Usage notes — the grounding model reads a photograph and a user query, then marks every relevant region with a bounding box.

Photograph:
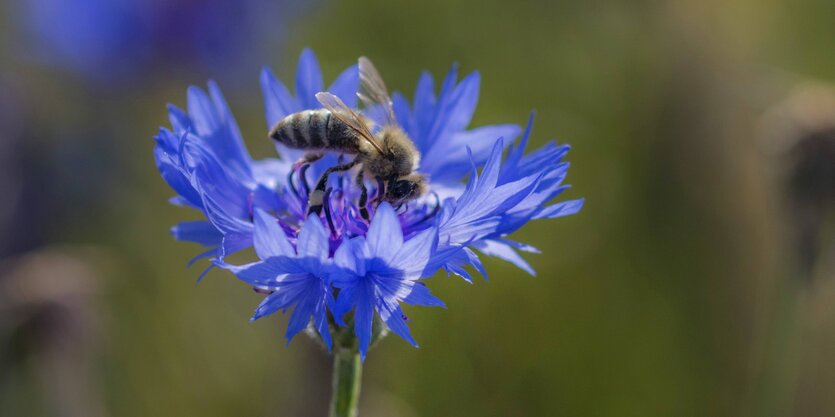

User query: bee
[269,57,427,220]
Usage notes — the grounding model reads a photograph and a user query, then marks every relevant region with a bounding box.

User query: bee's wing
[315,92,384,154]
[358,57,397,126]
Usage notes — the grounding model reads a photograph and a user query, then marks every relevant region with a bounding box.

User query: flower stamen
[287,169,299,197]
[299,164,312,198]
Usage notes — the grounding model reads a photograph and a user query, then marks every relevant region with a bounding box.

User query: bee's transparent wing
[315,92,384,153]
[358,57,397,126]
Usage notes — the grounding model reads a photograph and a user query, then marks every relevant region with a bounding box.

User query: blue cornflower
[154,49,582,355]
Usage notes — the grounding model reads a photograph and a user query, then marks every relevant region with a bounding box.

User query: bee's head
[385,173,428,205]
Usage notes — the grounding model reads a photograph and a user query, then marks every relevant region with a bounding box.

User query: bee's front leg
[356,172,370,222]
[372,177,386,205]
[307,161,358,216]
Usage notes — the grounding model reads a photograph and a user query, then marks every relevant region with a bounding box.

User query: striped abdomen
[269,110,362,154]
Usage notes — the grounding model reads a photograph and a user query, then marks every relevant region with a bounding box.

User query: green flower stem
[329,346,363,417]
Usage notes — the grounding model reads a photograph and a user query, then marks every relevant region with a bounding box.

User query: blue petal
[168,196,196,208]
[186,85,253,181]
[327,64,359,108]
[266,257,318,276]
[187,248,217,268]
[196,181,252,237]
[220,233,252,261]
[154,127,180,154]
[183,137,252,220]
[475,240,536,276]
[444,261,473,283]
[153,143,202,209]
[295,49,324,109]
[353,283,374,360]
[433,245,476,282]
[536,198,585,219]
[167,104,193,134]
[261,67,300,128]
[187,86,221,138]
[501,112,535,178]
[425,245,467,278]
[253,209,294,259]
[171,221,222,246]
[333,238,360,283]
[195,263,215,283]
[421,124,519,182]
[475,138,503,191]
[219,260,283,287]
[252,184,284,214]
[424,69,480,150]
[298,214,329,259]
[325,286,344,328]
[251,158,292,189]
[377,301,417,347]
[251,290,293,321]
[463,247,488,280]
[445,70,480,131]
[367,203,403,260]
[497,239,541,254]
[333,284,357,320]
[314,299,333,351]
[403,282,446,307]
[208,81,251,168]
[411,71,436,143]
[286,293,316,344]
[391,227,436,277]
[502,141,570,184]
[390,93,412,135]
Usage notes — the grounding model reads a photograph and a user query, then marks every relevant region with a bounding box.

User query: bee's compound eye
[388,179,415,200]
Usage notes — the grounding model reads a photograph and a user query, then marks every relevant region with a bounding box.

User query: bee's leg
[372,177,386,205]
[291,152,321,200]
[322,187,337,237]
[307,161,358,216]
[294,151,324,169]
[337,154,345,188]
[286,169,298,196]
[356,171,370,222]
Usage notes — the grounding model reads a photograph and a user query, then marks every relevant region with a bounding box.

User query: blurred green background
[1,0,834,416]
